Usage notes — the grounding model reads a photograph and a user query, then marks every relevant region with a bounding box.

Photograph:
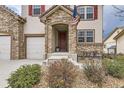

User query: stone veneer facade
[40,6,103,60]
[77,43,103,54]
[0,5,103,60]
[40,6,79,60]
[0,6,26,60]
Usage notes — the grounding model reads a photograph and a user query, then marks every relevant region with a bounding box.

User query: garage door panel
[0,36,11,60]
[27,37,45,59]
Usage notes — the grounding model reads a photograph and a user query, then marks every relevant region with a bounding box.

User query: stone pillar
[11,28,20,60]
[68,24,77,53]
[45,24,48,59]
[47,25,53,53]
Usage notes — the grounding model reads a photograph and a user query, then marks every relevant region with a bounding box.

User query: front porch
[52,24,68,52]
[40,6,79,61]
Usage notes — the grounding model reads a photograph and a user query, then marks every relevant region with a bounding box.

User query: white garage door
[0,36,11,60]
[27,37,45,59]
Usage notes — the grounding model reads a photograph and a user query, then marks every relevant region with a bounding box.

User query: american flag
[71,5,80,25]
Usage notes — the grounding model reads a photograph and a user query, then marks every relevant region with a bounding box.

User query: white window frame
[32,5,41,16]
[77,6,94,20]
[77,31,85,43]
[77,29,94,43]
[86,31,94,42]
[86,6,94,20]
[78,7,85,19]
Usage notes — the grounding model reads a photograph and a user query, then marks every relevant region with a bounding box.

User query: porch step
[42,53,83,69]
[48,52,70,57]
[42,54,69,66]
[48,55,69,60]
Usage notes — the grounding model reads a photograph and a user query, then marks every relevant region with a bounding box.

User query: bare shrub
[47,59,78,88]
[83,60,105,87]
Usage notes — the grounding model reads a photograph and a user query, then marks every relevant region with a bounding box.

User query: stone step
[48,55,69,60]
[49,52,69,56]
[43,57,83,69]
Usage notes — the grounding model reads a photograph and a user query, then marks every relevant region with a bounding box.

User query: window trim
[77,6,94,21]
[86,7,94,20]
[77,31,85,43]
[77,29,95,44]
[86,31,94,42]
[32,5,41,16]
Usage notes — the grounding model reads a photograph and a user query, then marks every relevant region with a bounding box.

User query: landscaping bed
[35,65,124,88]
[7,55,124,88]
[35,56,124,88]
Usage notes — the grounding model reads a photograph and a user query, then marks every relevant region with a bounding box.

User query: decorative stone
[0,6,26,60]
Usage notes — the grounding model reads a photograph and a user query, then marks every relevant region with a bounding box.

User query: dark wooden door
[58,31,67,52]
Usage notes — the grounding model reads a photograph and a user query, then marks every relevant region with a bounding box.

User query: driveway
[0,59,42,88]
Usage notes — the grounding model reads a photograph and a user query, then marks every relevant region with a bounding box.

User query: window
[77,6,94,20]
[86,31,93,42]
[78,7,85,19]
[78,31,85,42]
[33,5,41,15]
[86,7,94,19]
[77,29,94,43]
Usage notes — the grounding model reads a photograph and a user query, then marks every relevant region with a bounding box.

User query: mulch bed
[34,66,124,88]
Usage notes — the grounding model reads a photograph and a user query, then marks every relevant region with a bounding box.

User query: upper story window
[33,5,41,15]
[78,7,85,19]
[87,7,94,19]
[77,29,94,43]
[28,5,45,16]
[77,6,95,20]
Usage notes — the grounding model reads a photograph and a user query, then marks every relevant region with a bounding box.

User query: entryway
[58,31,67,52]
[52,24,68,52]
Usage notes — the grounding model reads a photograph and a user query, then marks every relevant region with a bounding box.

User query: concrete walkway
[0,59,42,88]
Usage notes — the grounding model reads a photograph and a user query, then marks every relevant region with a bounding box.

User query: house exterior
[104,27,124,54]
[114,30,124,54]
[0,5,103,61]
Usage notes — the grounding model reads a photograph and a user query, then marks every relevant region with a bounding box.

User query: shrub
[103,59,124,79]
[47,59,78,88]
[7,64,41,88]
[83,60,105,87]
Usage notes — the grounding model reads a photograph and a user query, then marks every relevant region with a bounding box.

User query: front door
[58,31,67,52]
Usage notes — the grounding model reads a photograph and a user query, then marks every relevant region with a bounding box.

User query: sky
[7,5,124,39]
[103,5,124,38]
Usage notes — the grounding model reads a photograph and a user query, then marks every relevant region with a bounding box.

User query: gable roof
[104,27,118,42]
[40,5,73,17]
[113,30,124,40]
[0,5,26,23]
[39,5,80,23]
[104,26,124,42]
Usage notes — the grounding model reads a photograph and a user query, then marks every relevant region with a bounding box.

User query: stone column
[45,24,48,59]
[11,27,20,60]
[47,25,53,53]
[18,23,25,59]
[68,24,77,53]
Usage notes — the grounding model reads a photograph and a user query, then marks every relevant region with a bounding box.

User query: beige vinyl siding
[117,34,124,54]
